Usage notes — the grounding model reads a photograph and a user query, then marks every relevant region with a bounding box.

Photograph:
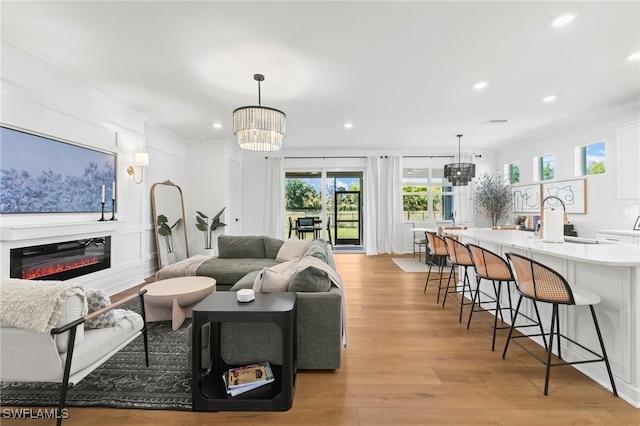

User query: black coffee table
[191,291,297,411]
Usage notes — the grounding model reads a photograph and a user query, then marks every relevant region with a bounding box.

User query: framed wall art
[0,126,116,213]
[511,184,542,213]
[541,178,587,214]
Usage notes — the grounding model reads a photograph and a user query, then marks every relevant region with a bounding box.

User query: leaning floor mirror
[151,180,189,269]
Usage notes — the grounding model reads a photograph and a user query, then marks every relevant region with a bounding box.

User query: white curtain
[265,157,284,239]
[364,155,404,255]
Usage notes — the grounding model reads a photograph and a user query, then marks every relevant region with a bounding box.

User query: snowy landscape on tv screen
[0,127,116,213]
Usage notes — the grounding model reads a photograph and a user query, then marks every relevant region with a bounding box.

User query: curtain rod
[265,155,455,159]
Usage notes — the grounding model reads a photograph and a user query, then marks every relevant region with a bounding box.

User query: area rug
[0,319,192,411]
[391,257,430,273]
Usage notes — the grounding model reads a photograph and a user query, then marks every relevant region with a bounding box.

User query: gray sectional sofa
[188,235,344,370]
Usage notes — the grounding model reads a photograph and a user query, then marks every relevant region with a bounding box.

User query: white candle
[101,185,105,203]
[112,182,115,200]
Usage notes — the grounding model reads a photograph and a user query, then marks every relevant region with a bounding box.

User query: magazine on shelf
[222,362,274,396]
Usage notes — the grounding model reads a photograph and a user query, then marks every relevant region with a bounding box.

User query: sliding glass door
[284,170,363,246]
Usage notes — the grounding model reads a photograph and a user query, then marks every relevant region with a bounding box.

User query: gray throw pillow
[288,266,331,292]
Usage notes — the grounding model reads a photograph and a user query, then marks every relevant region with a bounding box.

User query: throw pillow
[84,288,117,329]
[253,260,298,293]
[276,238,311,262]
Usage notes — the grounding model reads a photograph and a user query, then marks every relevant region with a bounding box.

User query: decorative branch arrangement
[475,172,512,226]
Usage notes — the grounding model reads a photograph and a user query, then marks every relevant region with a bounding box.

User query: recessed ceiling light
[542,95,557,103]
[552,14,575,27]
[344,123,353,129]
[627,51,640,61]
[473,81,489,90]
[212,123,223,129]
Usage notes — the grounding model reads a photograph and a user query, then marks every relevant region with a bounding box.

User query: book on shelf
[222,362,274,396]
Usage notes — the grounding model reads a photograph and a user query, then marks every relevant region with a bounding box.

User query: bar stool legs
[443,264,475,323]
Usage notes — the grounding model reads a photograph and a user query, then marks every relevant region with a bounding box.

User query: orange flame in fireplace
[22,257,100,280]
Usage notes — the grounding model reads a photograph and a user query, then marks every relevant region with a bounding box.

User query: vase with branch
[196,207,227,254]
[475,172,512,226]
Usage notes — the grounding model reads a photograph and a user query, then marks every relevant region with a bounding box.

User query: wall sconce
[127,152,149,184]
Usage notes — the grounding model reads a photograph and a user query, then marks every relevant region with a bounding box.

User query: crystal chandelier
[444,134,476,186]
[233,74,286,151]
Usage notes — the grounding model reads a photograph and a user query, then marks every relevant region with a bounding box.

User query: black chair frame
[52,289,149,426]
[502,252,617,397]
[466,244,546,352]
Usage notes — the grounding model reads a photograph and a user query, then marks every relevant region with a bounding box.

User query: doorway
[327,172,362,246]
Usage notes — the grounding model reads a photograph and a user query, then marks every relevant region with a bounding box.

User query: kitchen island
[456,229,640,408]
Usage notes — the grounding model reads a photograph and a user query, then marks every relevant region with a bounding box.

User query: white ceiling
[1,1,639,154]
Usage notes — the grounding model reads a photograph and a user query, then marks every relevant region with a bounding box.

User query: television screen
[0,126,116,213]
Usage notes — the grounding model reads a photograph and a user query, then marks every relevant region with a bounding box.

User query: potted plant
[157,214,183,263]
[475,172,512,226]
[196,207,227,254]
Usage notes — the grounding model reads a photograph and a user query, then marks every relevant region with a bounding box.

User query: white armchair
[0,284,148,426]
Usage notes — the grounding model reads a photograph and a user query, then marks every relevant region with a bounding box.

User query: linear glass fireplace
[10,237,111,280]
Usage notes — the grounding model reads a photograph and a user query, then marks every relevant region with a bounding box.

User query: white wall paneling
[0,41,149,293]
[616,119,640,201]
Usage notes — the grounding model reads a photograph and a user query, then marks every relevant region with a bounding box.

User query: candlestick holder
[110,198,118,221]
[98,202,106,221]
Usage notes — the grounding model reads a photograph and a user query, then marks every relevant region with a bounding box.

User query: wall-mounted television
[0,125,116,213]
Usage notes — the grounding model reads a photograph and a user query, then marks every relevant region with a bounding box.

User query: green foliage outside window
[509,163,520,184]
[588,161,605,174]
[285,178,321,210]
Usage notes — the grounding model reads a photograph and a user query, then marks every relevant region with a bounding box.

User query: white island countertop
[456,229,640,267]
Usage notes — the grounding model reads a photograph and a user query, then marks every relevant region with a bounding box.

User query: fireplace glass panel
[10,237,111,281]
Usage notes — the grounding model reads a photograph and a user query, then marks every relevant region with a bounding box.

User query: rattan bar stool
[466,243,545,351]
[503,252,617,397]
[442,236,476,322]
[423,232,449,301]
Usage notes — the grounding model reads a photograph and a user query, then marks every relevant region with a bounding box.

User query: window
[504,162,520,184]
[534,153,555,181]
[576,141,605,176]
[402,168,454,221]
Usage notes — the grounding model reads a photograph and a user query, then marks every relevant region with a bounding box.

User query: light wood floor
[4,254,639,425]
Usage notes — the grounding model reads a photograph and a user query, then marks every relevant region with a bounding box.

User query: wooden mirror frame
[151,180,189,269]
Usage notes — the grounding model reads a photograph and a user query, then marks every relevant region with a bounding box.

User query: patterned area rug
[0,319,193,410]
[391,257,430,273]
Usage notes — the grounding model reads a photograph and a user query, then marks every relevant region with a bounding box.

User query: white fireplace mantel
[0,221,126,242]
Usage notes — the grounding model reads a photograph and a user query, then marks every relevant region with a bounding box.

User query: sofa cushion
[62,310,143,378]
[288,266,331,292]
[276,238,311,262]
[84,289,117,329]
[54,294,85,352]
[263,236,285,259]
[196,257,281,286]
[218,235,267,258]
